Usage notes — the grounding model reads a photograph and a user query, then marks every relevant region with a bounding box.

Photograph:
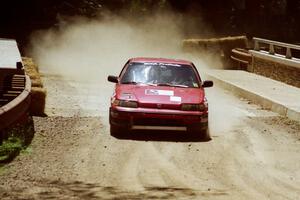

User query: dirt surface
[0,74,300,199]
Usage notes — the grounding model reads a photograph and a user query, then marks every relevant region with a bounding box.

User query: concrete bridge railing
[253,37,300,60]
[249,38,300,88]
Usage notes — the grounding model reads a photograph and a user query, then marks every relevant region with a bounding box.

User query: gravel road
[0,74,299,200]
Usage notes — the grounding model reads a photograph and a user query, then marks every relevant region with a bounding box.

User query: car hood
[115,84,204,109]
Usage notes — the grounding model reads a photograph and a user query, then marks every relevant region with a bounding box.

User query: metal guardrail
[230,48,252,70]
[231,48,252,64]
[0,75,31,130]
[253,37,300,59]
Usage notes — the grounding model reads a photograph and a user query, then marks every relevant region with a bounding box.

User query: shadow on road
[112,130,211,143]
[0,179,228,199]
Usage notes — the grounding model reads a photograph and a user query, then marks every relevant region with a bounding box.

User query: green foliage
[21,146,32,155]
[1,0,300,44]
[0,165,8,175]
[128,0,169,14]
[0,137,23,162]
[0,117,34,163]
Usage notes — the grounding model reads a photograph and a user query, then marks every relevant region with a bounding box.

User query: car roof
[129,57,193,66]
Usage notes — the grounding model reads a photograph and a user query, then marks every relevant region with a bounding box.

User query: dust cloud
[28,13,240,136]
[28,13,210,82]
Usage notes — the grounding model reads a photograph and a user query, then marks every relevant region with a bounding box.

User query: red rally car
[108,57,213,139]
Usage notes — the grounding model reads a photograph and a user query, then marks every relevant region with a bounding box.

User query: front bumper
[109,106,208,131]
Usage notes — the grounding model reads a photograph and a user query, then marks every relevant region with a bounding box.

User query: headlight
[113,99,138,108]
[181,103,207,111]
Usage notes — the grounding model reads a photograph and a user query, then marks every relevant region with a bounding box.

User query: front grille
[139,103,181,110]
[133,118,183,127]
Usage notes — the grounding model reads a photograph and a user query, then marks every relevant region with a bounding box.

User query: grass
[0,137,23,162]
[0,146,30,173]
[0,165,8,175]
[21,146,32,155]
[0,117,34,164]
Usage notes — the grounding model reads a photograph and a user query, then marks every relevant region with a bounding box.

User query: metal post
[269,44,275,55]
[254,40,260,51]
[286,48,292,59]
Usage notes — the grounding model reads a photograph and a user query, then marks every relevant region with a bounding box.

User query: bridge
[0,39,31,143]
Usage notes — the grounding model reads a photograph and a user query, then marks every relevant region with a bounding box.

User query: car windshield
[120,62,200,88]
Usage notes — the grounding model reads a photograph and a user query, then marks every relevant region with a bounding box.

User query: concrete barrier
[0,75,31,130]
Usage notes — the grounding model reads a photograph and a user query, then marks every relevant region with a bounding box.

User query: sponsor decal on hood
[145,89,174,96]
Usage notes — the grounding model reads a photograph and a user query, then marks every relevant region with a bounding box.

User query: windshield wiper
[156,83,173,86]
[122,81,157,86]
[122,82,188,88]
[121,81,140,85]
[156,83,188,88]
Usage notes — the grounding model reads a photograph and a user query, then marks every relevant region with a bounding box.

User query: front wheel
[200,127,211,141]
[110,124,120,137]
[110,125,130,139]
[188,126,211,141]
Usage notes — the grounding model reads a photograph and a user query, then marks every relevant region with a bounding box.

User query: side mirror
[108,75,118,83]
[202,80,213,88]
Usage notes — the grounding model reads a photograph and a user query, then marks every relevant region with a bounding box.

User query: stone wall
[251,57,300,88]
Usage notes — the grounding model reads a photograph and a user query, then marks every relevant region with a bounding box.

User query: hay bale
[30,87,47,116]
[183,36,247,53]
[182,36,248,68]
[30,79,43,88]
[22,57,41,80]
[22,57,46,116]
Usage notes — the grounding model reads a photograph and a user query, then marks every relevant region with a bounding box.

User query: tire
[110,124,120,137]
[110,125,129,139]
[200,127,211,141]
[189,126,211,141]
